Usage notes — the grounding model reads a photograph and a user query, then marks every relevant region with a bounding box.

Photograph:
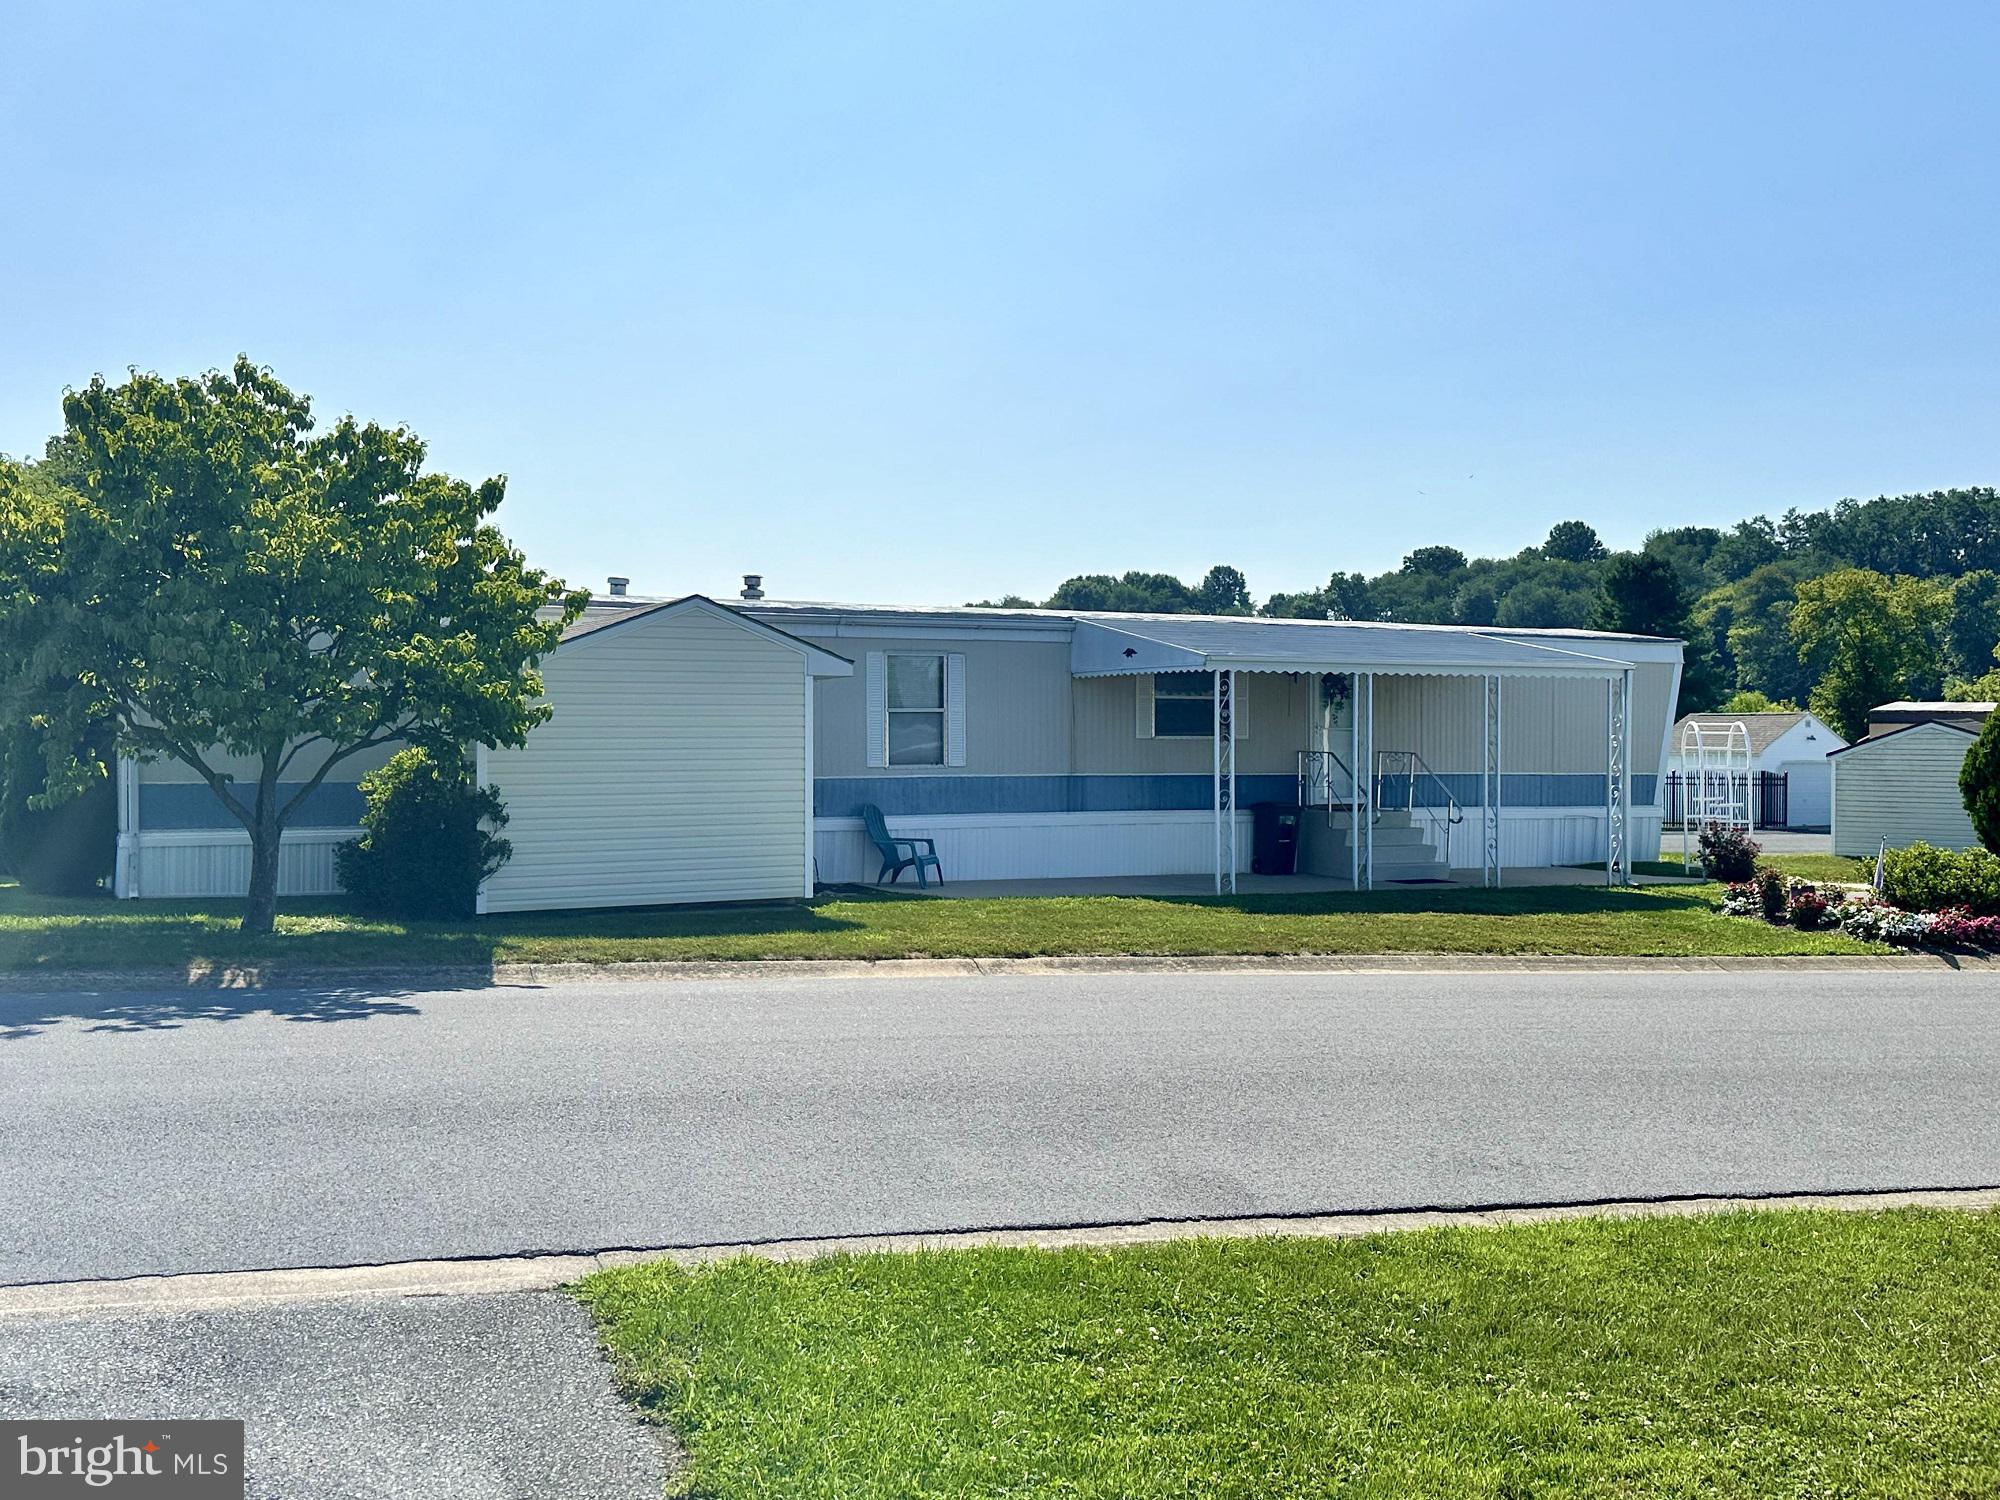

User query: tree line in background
[973,487,2000,739]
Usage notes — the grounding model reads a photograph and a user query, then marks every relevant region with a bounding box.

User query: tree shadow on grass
[0,983,429,1041]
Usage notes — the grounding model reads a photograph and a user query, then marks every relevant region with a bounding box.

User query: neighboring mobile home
[1829,701,1994,858]
[114,582,1686,907]
[1664,710,1845,830]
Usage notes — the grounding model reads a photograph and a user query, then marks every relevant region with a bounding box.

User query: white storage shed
[476,595,851,913]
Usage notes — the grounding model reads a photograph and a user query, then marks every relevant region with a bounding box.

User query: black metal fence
[1662,771,1788,829]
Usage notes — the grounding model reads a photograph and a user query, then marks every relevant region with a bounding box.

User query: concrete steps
[1296,810,1452,883]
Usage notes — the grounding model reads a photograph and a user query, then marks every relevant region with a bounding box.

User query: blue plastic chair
[860,804,942,887]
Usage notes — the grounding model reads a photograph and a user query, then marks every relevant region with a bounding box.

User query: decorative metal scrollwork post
[1483,674,1502,889]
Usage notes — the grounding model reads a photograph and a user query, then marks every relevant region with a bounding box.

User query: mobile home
[115,582,1685,908]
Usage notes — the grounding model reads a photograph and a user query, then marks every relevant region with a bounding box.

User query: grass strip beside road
[578,1208,2000,1500]
[0,879,1881,975]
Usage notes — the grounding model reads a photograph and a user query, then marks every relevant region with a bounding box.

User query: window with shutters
[1152,671,1214,737]
[886,654,946,765]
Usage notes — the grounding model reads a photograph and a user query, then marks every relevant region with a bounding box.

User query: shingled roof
[1670,711,1829,757]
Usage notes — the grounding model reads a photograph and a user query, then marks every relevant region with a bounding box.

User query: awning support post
[1482,675,1501,889]
[1213,668,1237,895]
[1358,672,1374,891]
[1348,673,1360,890]
[1607,668,1632,885]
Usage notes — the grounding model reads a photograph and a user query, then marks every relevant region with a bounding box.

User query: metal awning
[1070,616,1635,679]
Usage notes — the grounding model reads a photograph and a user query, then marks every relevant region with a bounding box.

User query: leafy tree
[1541,520,1607,564]
[1946,571,2000,681]
[1709,517,1784,582]
[965,594,1040,609]
[1194,564,1252,615]
[1642,526,1723,591]
[1452,582,1498,626]
[1698,562,1814,708]
[1262,571,1374,621]
[1592,553,1687,636]
[1494,580,1592,628]
[1401,545,1467,578]
[1947,664,2000,703]
[1044,570,1210,613]
[1716,690,1799,713]
[1593,552,1723,708]
[1367,568,1455,623]
[1963,712,2000,856]
[1789,569,1950,739]
[0,359,582,933]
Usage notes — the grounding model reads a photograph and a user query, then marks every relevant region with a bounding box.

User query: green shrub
[1964,713,2000,855]
[334,747,510,919]
[1879,841,2000,917]
[0,718,116,895]
[1696,822,1760,883]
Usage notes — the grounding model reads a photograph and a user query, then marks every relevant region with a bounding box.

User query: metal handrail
[1296,749,1357,808]
[1373,751,1463,852]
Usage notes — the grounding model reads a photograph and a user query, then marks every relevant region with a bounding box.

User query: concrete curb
[5,1186,1996,1318]
[3,949,1994,993]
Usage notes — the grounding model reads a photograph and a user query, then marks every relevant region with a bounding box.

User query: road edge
[3,948,1992,993]
[6,1185,1996,1317]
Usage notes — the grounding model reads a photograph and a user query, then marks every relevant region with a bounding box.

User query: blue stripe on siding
[1378,773,1659,809]
[817,774,1658,818]
[138,782,367,831]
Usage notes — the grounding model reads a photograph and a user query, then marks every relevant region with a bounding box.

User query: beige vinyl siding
[480,606,809,912]
[1832,724,1980,856]
[1072,673,1305,775]
[1339,663,1674,783]
[802,635,1072,777]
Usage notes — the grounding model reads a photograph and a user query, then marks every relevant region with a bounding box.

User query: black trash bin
[1250,802,1301,876]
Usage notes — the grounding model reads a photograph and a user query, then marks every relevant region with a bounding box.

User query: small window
[887,653,946,765]
[1153,671,1213,737]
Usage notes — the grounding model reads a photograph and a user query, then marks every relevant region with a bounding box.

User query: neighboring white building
[115,583,1689,904]
[1829,702,1993,857]
[1665,710,1845,830]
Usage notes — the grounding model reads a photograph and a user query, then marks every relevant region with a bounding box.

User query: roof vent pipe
[740,574,764,600]
[607,576,629,597]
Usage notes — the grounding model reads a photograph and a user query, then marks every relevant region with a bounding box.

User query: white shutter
[1135,675,1154,738]
[865,652,887,767]
[945,653,967,767]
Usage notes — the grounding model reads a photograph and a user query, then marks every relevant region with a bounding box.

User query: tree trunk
[239,758,285,936]
[241,812,284,935]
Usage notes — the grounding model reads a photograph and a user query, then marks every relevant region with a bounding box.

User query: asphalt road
[5,967,2000,1285]
[0,1293,667,1498]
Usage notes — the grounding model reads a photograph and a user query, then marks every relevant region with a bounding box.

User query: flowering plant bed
[1719,864,2000,950]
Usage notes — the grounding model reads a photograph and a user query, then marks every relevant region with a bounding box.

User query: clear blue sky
[4,2,1995,605]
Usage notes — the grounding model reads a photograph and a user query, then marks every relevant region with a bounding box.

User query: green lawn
[578,1208,2000,1500]
[0,877,1883,974]
[1649,850,1871,883]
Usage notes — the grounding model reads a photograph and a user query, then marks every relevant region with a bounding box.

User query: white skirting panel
[1441,807,1662,870]
[120,827,358,899]
[818,806,1662,886]
[816,811,1256,884]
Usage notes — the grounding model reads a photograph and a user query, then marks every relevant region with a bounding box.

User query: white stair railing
[1296,749,1356,814]
[1373,750,1462,860]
